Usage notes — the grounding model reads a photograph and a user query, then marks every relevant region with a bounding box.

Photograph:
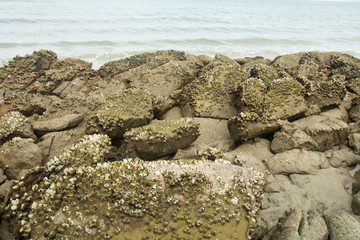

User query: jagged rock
[192,117,234,152]
[0,111,36,144]
[180,63,246,119]
[320,107,348,122]
[4,134,265,240]
[12,93,52,116]
[124,118,200,160]
[87,88,154,138]
[263,208,328,240]
[326,211,360,240]
[260,168,353,228]
[293,114,349,151]
[0,138,44,179]
[271,121,318,153]
[327,145,360,167]
[267,149,329,175]
[196,55,213,66]
[32,114,83,136]
[352,191,360,215]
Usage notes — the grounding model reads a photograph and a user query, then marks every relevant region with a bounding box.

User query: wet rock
[0,138,44,179]
[181,63,246,119]
[260,168,353,228]
[293,114,349,151]
[4,134,265,240]
[0,111,36,144]
[267,149,329,175]
[87,88,154,138]
[263,208,328,240]
[271,121,318,153]
[124,118,200,160]
[32,114,83,136]
[326,211,360,240]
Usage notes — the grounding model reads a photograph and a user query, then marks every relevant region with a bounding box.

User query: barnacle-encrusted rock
[32,114,83,136]
[124,118,200,160]
[326,211,360,240]
[0,111,36,144]
[88,88,154,138]
[292,114,349,151]
[180,63,246,119]
[0,137,44,179]
[5,134,265,240]
[262,208,328,240]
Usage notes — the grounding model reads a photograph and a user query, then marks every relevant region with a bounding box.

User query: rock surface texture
[0,50,359,239]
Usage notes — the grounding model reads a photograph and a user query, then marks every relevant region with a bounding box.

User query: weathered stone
[228,138,274,162]
[124,118,200,160]
[349,133,360,154]
[162,106,183,120]
[293,114,349,151]
[326,211,360,240]
[0,168,7,185]
[267,149,329,175]
[260,168,353,228]
[263,208,328,240]
[32,114,83,136]
[0,111,36,144]
[271,121,318,153]
[0,180,16,203]
[352,191,360,215]
[88,88,154,138]
[0,138,44,179]
[327,145,360,168]
[231,154,267,175]
[320,107,348,122]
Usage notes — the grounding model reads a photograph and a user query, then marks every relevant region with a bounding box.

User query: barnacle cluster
[0,111,33,143]
[124,118,200,160]
[92,88,154,137]
[6,134,265,240]
[199,147,224,161]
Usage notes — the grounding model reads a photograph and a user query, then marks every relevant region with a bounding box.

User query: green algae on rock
[124,118,200,160]
[0,111,36,144]
[87,88,154,139]
[5,134,265,240]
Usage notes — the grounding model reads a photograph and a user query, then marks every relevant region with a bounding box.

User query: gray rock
[32,114,83,135]
[263,208,328,240]
[326,211,360,240]
[352,191,360,215]
[293,114,349,151]
[267,149,329,175]
[232,138,274,162]
[0,138,44,179]
[124,118,200,160]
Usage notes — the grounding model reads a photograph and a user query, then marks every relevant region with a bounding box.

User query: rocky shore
[0,50,359,239]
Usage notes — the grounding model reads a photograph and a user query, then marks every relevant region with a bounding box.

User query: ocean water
[0,0,360,69]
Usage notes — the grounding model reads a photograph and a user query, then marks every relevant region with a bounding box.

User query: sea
[0,0,360,69]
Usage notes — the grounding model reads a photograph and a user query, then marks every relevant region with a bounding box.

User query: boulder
[4,134,265,240]
[0,111,36,144]
[260,168,353,228]
[263,208,328,240]
[267,149,329,175]
[87,88,154,138]
[326,211,360,240]
[124,118,200,160]
[293,114,349,151]
[271,121,318,153]
[32,114,83,136]
[0,138,44,179]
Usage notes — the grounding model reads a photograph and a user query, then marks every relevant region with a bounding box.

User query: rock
[293,114,349,151]
[196,55,213,66]
[87,88,154,138]
[192,117,234,152]
[263,208,328,240]
[0,168,7,185]
[12,92,51,116]
[320,107,348,122]
[0,138,44,179]
[260,168,353,228]
[0,220,16,240]
[267,149,329,175]
[162,106,183,120]
[327,145,360,167]
[231,154,268,175]
[271,121,318,153]
[32,114,83,136]
[251,215,268,240]
[352,191,360,215]
[326,211,360,240]
[4,134,265,240]
[124,118,200,160]
[180,63,246,119]
[349,133,360,153]
[229,138,274,161]
[0,180,16,203]
[0,111,36,144]
[349,97,360,122]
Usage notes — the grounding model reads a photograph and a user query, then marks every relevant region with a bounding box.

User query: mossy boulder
[124,118,200,160]
[87,88,154,138]
[0,111,36,144]
[4,134,265,240]
[181,63,246,119]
